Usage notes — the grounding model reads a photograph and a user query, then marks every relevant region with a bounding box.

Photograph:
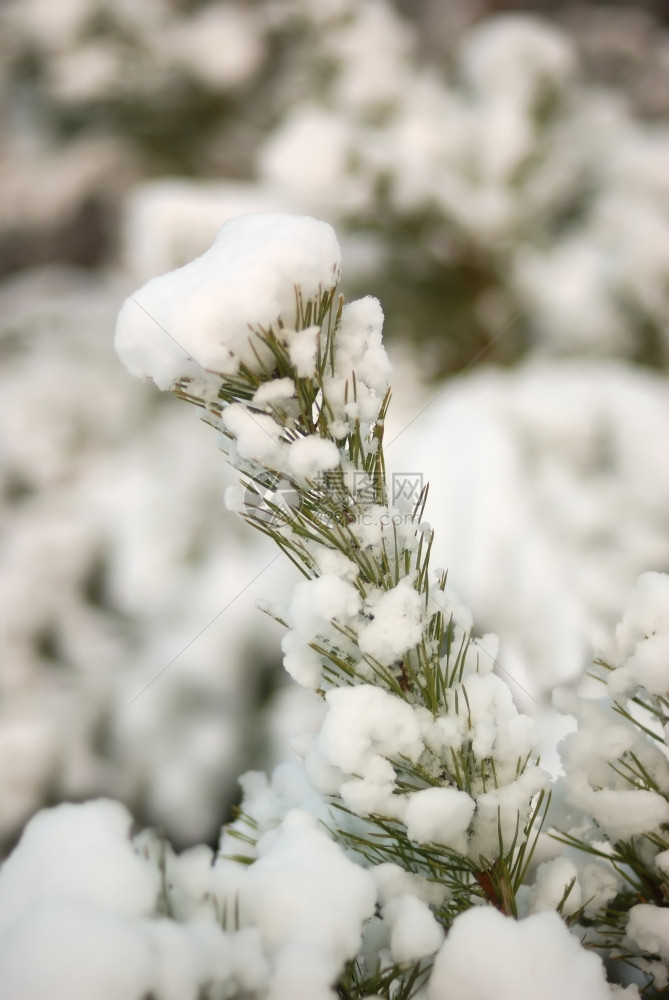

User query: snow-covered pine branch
[114,212,611,998]
[1,212,659,1000]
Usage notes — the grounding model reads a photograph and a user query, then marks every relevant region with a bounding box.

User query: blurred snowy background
[1,0,669,853]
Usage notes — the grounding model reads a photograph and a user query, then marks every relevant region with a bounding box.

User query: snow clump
[427,907,613,1000]
[115,214,341,389]
[605,571,669,699]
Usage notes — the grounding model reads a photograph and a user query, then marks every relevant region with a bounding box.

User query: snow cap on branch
[115,213,341,389]
[428,907,612,1000]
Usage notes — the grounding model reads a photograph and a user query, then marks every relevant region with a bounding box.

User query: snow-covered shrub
[0,0,268,171]
[0,799,275,1000]
[0,267,292,848]
[5,0,669,368]
[5,207,668,996]
[257,11,669,369]
[109,7,669,374]
[555,571,669,995]
[391,360,669,699]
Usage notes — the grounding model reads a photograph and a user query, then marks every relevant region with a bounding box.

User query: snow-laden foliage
[0,0,268,172]
[554,572,669,994]
[2,211,668,997]
[258,11,669,367]
[115,214,549,886]
[102,6,669,373]
[22,210,632,998]
[4,0,669,371]
[428,907,613,1000]
[391,361,669,698]
[117,214,342,389]
[0,268,292,848]
[4,264,663,858]
[1,3,668,992]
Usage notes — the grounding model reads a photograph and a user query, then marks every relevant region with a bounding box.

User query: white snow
[286,575,361,640]
[557,673,669,846]
[0,800,158,930]
[115,214,341,389]
[307,544,359,582]
[358,578,424,665]
[619,635,669,697]
[656,850,669,874]
[470,765,548,860]
[422,672,539,789]
[404,786,475,853]
[223,403,287,470]
[241,810,376,999]
[566,779,669,841]
[371,862,445,909]
[627,905,669,963]
[288,436,341,481]
[607,572,669,698]
[253,378,296,407]
[0,902,157,1000]
[289,326,321,378]
[313,685,426,817]
[0,268,295,846]
[384,894,445,963]
[334,297,389,393]
[5,7,669,991]
[0,801,254,1000]
[391,361,669,699]
[466,673,537,766]
[578,863,620,918]
[281,630,328,689]
[529,857,582,917]
[428,907,612,1000]
[318,685,423,776]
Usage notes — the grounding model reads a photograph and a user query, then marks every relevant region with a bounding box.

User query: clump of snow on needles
[606,571,669,699]
[314,685,424,817]
[280,574,361,688]
[288,325,320,378]
[239,809,376,1000]
[427,907,612,1000]
[115,213,341,389]
[405,786,475,853]
[358,577,423,666]
[0,800,164,1000]
[0,799,282,1000]
[627,905,669,964]
[383,894,444,963]
[529,856,582,917]
[0,799,158,928]
[288,435,340,481]
[223,402,287,469]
